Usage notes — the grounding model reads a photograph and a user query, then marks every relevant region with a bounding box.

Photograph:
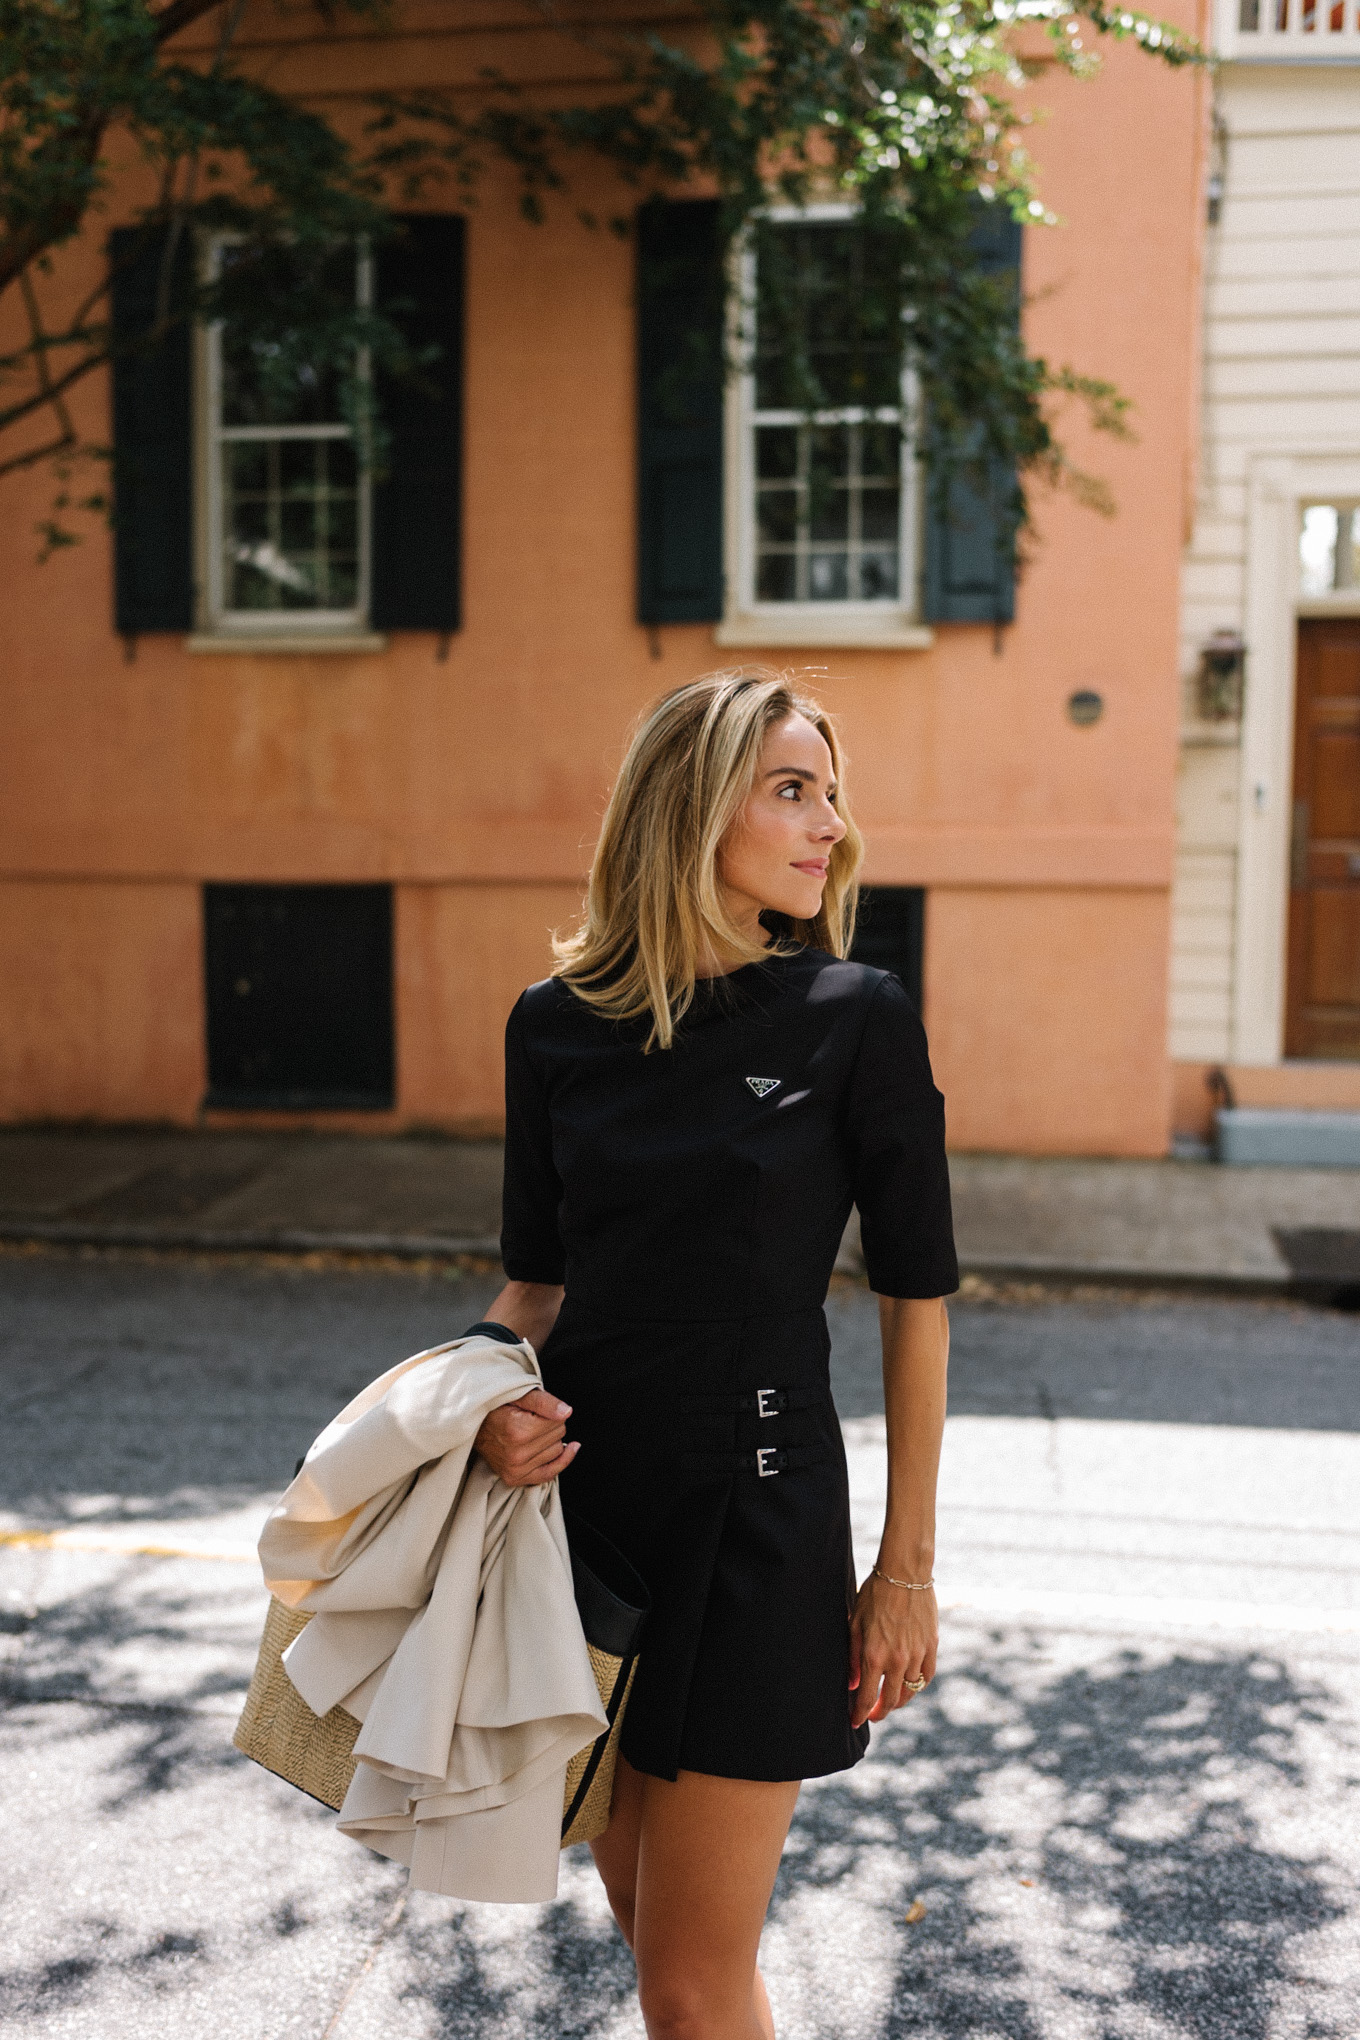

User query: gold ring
[904,1676,928,1694]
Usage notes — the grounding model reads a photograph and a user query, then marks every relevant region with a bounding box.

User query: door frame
[1234,453,1360,1064]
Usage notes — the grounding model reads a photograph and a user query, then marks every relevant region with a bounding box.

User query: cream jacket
[256,1330,607,1903]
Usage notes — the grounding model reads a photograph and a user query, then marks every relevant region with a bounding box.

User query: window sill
[186,632,388,655]
[714,613,934,651]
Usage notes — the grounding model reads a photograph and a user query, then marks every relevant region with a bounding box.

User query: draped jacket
[257,1329,606,1903]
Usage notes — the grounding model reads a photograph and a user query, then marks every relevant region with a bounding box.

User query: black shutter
[110,226,194,634]
[921,208,1023,626]
[371,214,464,633]
[637,199,725,624]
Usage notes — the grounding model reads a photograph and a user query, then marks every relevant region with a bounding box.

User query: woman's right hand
[474,1390,580,1487]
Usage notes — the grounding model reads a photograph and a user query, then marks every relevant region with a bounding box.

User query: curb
[952,1254,1290,1297]
[0,1220,502,1260]
[0,1220,1299,1295]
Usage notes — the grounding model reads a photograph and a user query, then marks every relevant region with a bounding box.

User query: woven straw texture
[234,1598,638,1843]
[232,1597,360,1811]
[561,1645,638,1847]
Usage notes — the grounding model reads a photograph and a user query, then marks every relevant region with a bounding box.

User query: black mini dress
[500,945,958,1785]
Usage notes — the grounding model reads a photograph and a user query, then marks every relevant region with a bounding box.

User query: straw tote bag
[233,1509,649,1849]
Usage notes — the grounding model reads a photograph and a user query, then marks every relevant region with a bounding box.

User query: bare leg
[591,1755,800,2040]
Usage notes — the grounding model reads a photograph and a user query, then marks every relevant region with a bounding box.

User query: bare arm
[471,1278,575,1488]
[849,1295,949,1729]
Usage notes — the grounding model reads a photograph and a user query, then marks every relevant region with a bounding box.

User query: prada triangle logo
[745,1076,780,1098]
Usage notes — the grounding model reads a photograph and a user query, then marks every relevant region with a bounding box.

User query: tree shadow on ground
[387,1632,1352,2040]
[396,1888,639,2040]
[0,1560,270,1806]
[0,1922,212,2028]
[783,1632,1350,2040]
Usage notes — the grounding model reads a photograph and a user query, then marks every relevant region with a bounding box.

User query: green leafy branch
[0,0,1201,551]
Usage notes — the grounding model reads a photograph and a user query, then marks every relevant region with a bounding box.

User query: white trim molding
[185,633,387,655]
[1233,451,1360,1063]
[713,616,934,649]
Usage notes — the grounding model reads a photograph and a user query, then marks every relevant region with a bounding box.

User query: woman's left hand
[848,1572,937,1728]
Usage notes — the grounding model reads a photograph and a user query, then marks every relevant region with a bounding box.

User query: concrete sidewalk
[1,1125,1357,1292]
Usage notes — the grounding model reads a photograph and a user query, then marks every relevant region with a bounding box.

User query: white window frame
[192,236,378,647]
[717,203,932,651]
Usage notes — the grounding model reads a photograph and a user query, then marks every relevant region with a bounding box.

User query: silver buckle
[756,1446,781,1477]
[756,1388,779,1419]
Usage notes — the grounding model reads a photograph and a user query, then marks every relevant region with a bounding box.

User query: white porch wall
[1175,63,1360,1066]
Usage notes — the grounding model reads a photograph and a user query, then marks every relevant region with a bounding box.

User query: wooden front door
[1285,618,1360,1059]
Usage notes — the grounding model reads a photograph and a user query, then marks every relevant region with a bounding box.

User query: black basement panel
[204,883,395,1110]
[849,885,925,1013]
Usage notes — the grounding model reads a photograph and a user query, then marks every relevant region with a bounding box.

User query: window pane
[809,486,849,544]
[757,487,799,545]
[809,425,849,474]
[858,550,899,600]
[755,223,903,411]
[222,438,359,613]
[808,427,849,542]
[1300,506,1338,596]
[861,424,901,479]
[860,485,900,544]
[756,426,798,480]
[808,551,848,600]
[230,442,269,495]
[756,553,797,602]
[219,244,359,429]
[328,491,359,554]
[1300,504,1359,596]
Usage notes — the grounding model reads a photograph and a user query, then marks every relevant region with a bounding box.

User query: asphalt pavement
[1,1247,1358,2039]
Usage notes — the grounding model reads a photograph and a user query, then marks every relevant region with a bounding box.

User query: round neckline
[693,946,796,986]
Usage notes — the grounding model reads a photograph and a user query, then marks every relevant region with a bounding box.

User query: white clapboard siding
[1211,230,1360,283]
[1211,315,1360,359]
[1206,397,1360,445]
[1174,947,1235,991]
[1169,845,1239,1061]
[1174,64,1360,1067]
[1182,558,1250,606]
[1214,275,1360,318]
[1214,191,1360,241]
[1182,513,1248,560]
[1219,131,1360,186]
[1174,863,1240,914]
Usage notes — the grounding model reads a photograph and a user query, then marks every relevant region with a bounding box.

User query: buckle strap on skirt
[679,1444,828,1480]
[678,1386,828,1419]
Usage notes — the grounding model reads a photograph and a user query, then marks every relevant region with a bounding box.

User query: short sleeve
[500,994,567,1285]
[846,975,958,1299]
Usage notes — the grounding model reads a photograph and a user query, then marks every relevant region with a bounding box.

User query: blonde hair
[553,669,864,1049]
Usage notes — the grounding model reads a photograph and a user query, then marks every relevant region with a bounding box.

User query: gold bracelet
[871,1565,935,1592]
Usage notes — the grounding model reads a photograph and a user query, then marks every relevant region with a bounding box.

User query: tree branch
[149,0,232,46]
[0,347,114,438]
[0,322,110,374]
[0,107,110,298]
[0,425,80,483]
[19,266,79,459]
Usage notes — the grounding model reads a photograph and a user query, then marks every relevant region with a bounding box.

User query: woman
[474,670,956,2039]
